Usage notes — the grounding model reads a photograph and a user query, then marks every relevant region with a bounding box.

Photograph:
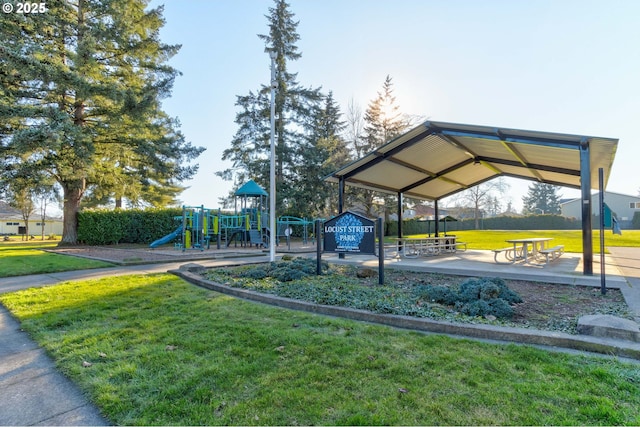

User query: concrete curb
[171,267,640,361]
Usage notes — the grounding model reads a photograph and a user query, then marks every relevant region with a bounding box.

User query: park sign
[323,211,375,254]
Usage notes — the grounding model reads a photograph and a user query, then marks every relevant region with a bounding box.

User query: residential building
[560,191,640,229]
[0,201,63,236]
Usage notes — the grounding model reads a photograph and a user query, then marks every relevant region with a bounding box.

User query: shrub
[416,285,458,306]
[456,298,515,318]
[239,268,268,280]
[78,208,181,245]
[457,278,484,302]
[632,211,640,229]
[237,257,326,283]
[416,277,522,319]
[271,265,306,282]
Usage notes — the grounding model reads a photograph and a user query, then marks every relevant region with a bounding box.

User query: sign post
[316,219,322,276]
[598,168,607,295]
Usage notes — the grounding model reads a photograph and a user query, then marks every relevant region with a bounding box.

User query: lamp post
[269,50,277,262]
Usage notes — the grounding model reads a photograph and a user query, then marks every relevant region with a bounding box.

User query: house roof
[325,121,619,201]
[0,201,63,221]
[0,201,20,217]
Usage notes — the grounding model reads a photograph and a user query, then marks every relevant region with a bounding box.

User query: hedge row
[77,208,182,245]
[633,212,640,229]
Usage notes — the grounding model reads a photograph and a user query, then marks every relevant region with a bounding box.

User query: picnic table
[391,236,466,258]
[492,237,550,264]
[493,237,565,264]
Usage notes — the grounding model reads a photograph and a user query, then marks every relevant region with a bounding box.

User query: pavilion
[325,121,619,275]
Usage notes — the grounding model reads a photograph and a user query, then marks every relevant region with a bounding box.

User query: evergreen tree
[351,76,410,216]
[0,0,204,244]
[218,0,323,214]
[363,75,407,149]
[522,182,562,214]
[289,92,348,217]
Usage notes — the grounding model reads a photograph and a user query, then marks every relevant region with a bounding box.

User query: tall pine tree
[349,76,410,216]
[289,92,347,217]
[363,75,407,150]
[218,0,323,214]
[0,0,204,244]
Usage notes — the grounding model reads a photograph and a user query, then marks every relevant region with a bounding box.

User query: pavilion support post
[434,200,440,237]
[397,192,403,253]
[580,140,593,275]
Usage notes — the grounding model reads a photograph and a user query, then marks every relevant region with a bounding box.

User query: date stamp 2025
[3,2,47,14]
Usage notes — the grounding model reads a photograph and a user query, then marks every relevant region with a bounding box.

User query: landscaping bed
[203,257,633,335]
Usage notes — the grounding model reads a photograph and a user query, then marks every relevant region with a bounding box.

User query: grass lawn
[390,229,640,253]
[0,241,113,278]
[1,273,639,425]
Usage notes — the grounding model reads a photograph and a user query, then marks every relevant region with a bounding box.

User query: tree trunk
[60,179,85,245]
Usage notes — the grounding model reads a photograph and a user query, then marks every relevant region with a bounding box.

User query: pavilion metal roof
[325,121,619,201]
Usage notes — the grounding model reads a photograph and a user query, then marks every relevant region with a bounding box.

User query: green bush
[455,297,514,318]
[239,268,268,280]
[415,285,458,306]
[457,277,522,304]
[271,265,307,282]
[78,208,181,245]
[414,277,522,319]
[237,257,328,282]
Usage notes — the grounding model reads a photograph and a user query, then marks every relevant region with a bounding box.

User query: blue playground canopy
[235,180,268,197]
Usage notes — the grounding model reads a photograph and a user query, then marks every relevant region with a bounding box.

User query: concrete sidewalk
[0,305,109,426]
[1,249,639,425]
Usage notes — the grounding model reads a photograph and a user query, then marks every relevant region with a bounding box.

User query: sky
[148,0,640,213]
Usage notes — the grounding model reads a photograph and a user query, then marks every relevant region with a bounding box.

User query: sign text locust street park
[323,211,375,255]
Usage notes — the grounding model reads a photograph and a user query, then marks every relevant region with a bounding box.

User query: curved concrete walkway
[1,248,639,425]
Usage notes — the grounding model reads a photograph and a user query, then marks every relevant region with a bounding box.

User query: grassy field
[1,273,639,425]
[391,229,640,253]
[0,240,113,278]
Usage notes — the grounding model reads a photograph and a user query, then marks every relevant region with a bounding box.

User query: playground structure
[149,180,315,251]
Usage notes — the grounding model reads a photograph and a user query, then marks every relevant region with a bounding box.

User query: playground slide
[149,227,181,249]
